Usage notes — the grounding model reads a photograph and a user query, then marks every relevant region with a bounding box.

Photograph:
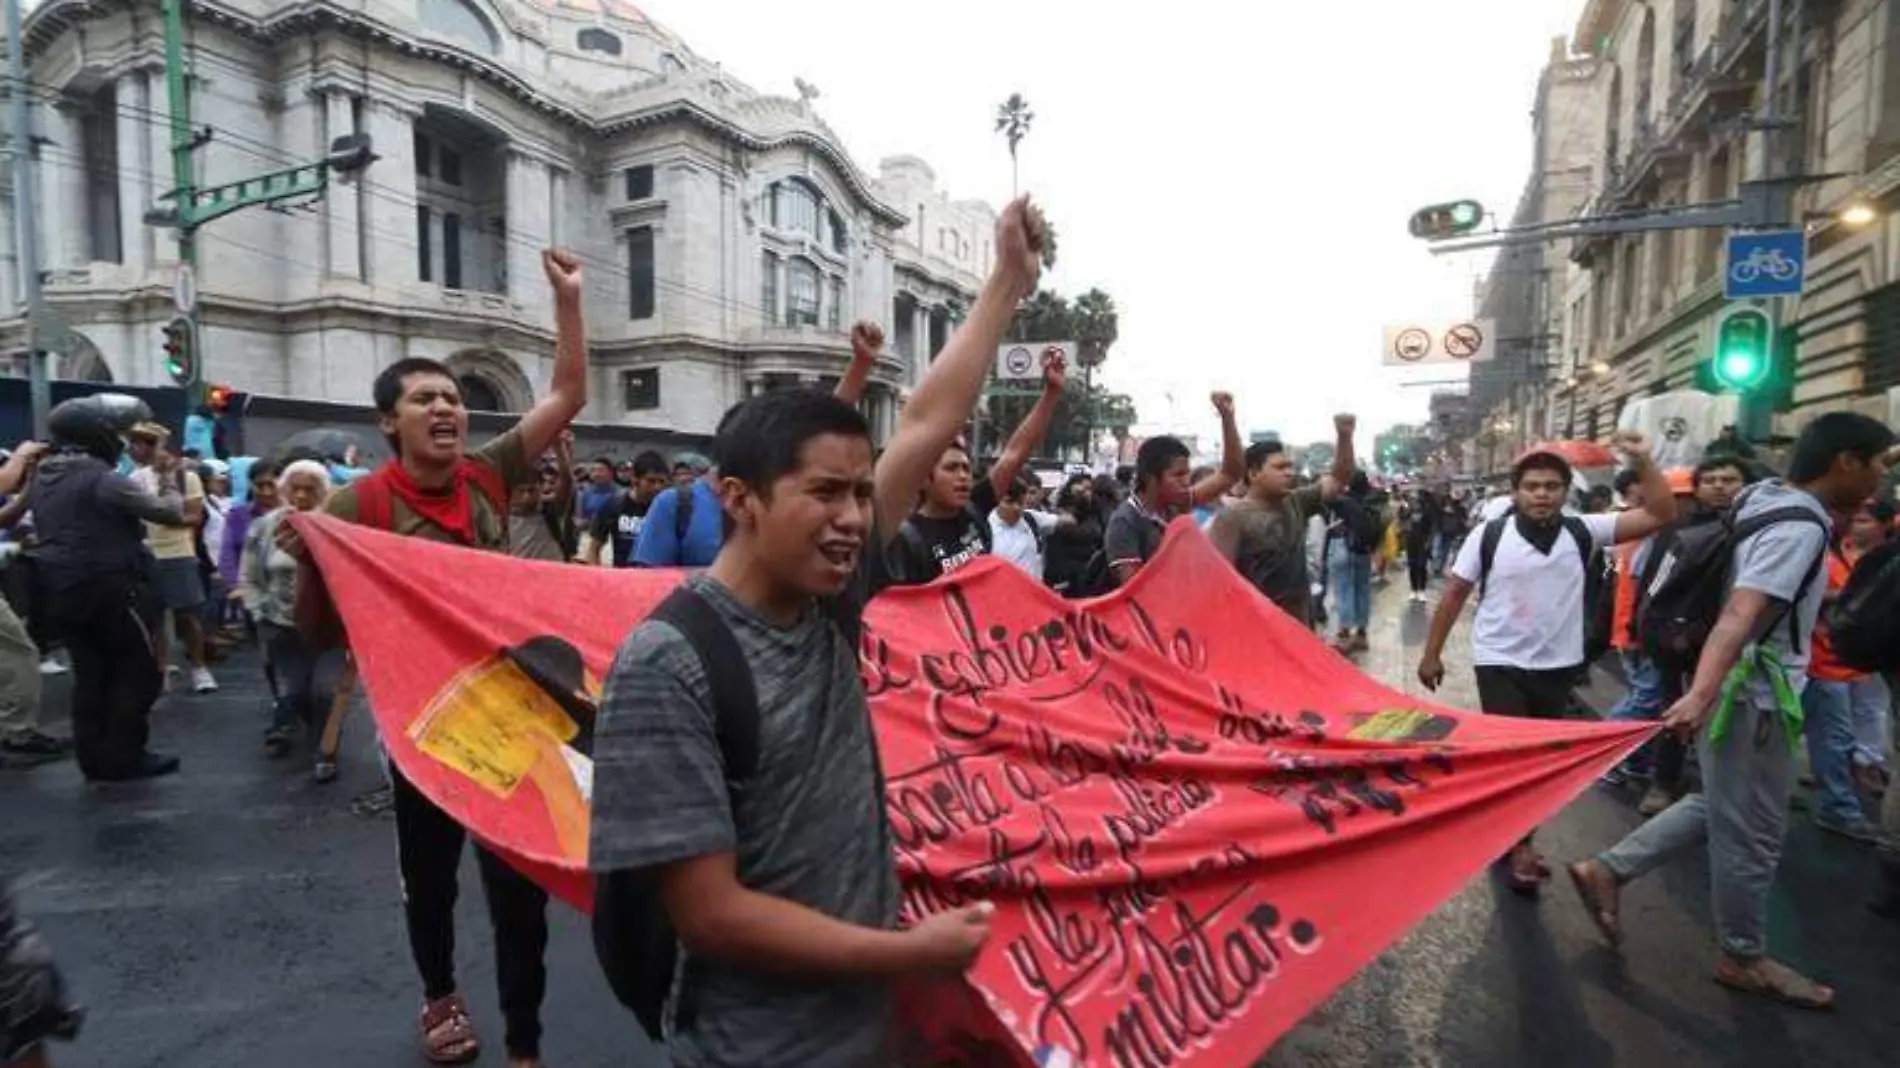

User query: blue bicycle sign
[1724,229,1807,299]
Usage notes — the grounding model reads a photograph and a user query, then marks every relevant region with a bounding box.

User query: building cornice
[23,0,911,227]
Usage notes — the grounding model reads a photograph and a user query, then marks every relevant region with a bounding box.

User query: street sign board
[1380,319,1496,367]
[995,340,1075,381]
[173,263,198,315]
[1724,229,1806,299]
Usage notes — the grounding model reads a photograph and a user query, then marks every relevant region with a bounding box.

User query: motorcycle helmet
[48,393,154,463]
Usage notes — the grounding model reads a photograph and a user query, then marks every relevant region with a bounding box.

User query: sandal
[1713,957,1834,1010]
[1505,842,1543,896]
[419,994,481,1064]
[1567,860,1622,947]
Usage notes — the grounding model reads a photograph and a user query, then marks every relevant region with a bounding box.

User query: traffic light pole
[158,0,357,396]
[6,0,50,437]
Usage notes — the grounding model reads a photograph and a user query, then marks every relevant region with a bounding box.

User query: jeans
[1607,652,1667,775]
[40,574,162,779]
[259,622,334,735]
[1801,680,1868,826]
[1599,697,1795,960]
[1849,674,1892,769]
[1328,544,1372,630]
[390,767,549,1059]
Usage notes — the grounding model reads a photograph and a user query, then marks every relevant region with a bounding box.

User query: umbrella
[1521,439,1617,470]
[277,427,367,462]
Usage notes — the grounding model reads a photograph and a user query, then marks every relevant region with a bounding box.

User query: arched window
[786,258,820,326]
[577,28,622,56]
[771,180,821,239]
[458,374,503,412]
[419,0,499,54]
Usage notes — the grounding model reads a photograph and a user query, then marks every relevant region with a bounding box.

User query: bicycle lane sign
[1724,229,1806,299]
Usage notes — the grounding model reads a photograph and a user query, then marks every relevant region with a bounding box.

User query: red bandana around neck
[374,459,481,545]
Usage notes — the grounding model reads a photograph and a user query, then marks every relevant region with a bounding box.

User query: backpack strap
[353,466,395,530]
[649,585,761,782]
[972,507,994,554]
[896,518,933,582]
[1561,515,1595,573]
[1476,516,1509,601]
[1728,504,1833,656]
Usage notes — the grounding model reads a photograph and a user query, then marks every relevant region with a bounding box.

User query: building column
[547,167,568,250]
[41,100,86,270]
[506,150,552,311]
[363,98,419,287]
[115,71,152,277]
[322,91,363,281]
[911,301,929,385]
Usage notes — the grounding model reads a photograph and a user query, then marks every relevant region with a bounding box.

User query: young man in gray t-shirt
[588,198,1048,1066]
[1569,412,1897,1011]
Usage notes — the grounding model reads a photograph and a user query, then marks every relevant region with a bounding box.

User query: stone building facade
[1461,0,1900,473]
[0,0,995,439]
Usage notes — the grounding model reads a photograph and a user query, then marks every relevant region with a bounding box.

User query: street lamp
[1839,202,1879,228]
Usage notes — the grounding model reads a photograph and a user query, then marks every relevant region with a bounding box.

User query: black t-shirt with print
[886,507,990,585]
[589,492,653,568]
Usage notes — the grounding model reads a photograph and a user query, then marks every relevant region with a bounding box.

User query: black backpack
[1636,488,1830,674]
[1825,537,1900,673]
[1332,496,1381,555]
[590,584,862,1041]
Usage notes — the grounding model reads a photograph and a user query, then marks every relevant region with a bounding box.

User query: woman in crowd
[238,460,341,779]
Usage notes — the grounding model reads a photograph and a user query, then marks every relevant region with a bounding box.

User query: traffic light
[1408,200,1486,240]
[206,384,232,413]
[1708,304,1773,392]
[161,316,195,386]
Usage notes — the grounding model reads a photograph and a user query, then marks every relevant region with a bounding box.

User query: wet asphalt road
[5,576,1896,1068]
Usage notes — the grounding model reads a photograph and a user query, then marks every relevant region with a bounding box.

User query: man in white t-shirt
[1416,431,1675,892]
[988,478,1067,582]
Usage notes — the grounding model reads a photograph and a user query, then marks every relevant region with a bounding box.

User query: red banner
[296,513,1651,1067]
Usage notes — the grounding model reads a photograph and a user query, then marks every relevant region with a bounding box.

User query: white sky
[648,0,1590,446]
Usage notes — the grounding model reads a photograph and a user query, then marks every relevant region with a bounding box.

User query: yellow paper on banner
[408,655,579,799]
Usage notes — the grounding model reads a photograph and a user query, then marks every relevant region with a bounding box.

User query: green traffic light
[1710,307,1773,391]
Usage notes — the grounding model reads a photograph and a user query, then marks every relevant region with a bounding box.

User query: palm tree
[994,93,1033,194]
[1071,288,1118,368]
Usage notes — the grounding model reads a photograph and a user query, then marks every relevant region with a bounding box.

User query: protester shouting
[588,195,1047,1067]
[1417,430,1675,894]
[1567,413,1897,1011]
[880,334,1065,586]
[25,400,191,781]
[284,248,587,1068]
[1208,414,1355,625]
[1104,392,1243,586]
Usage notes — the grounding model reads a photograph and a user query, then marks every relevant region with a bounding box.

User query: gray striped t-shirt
[589,573,898,1068]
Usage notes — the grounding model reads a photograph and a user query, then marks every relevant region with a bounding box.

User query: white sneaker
[37,657,68,676]
[191,667,219,694]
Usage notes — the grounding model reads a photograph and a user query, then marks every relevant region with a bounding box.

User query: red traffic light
[206,384,233,412]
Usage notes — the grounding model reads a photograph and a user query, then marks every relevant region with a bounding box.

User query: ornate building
[0,0,998,439]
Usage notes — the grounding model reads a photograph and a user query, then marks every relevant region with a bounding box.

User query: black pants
[40,573,160,779]
[1475,664,1582,721]
[390,767,549,1059]
[1406,536,1432,593]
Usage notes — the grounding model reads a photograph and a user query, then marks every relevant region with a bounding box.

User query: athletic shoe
[191,667,219,694]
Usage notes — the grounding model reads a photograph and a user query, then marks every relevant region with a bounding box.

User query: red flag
[296,513,1651,1066]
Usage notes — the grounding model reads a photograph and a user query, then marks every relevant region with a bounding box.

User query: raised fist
[1610,428,1651,461]
[1041,351,1068,393]
[995,197,1047,296]
[1334,413,1357,435]
[850,321,884,363]
[1211,392,1235,418]
[542,248,583,302]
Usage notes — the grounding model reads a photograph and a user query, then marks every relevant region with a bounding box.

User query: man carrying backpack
[1568,413,1897,1011]
[285,249,588,1067]
[1417,431,1676,893]
[635,452,724,568]
[587,196,1047,1066]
